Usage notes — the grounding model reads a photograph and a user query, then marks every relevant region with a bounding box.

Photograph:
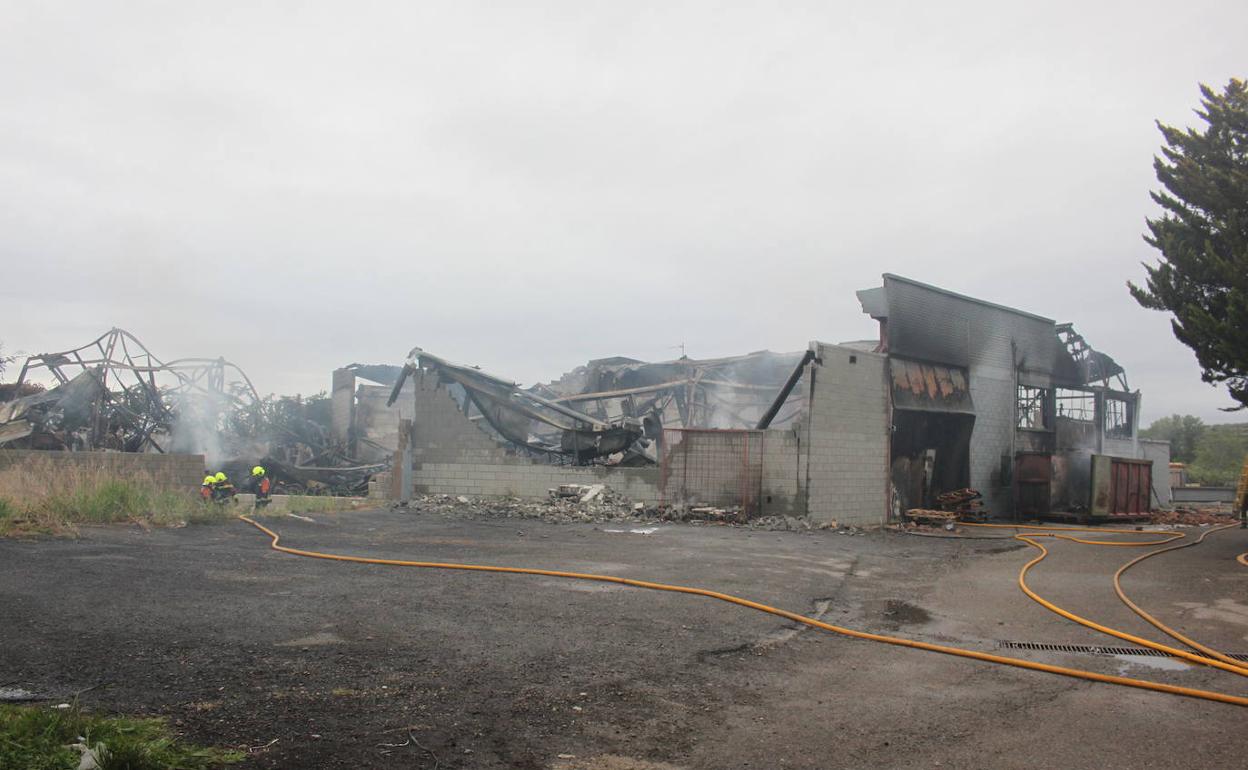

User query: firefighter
[251,465,272,506]
[211,471,235,502]
[201,474,216,502]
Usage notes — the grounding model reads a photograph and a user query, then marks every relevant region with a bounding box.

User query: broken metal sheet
[3,329,380,494]
[393,347,642,463]
[544,349,807,434]
[890,358,975,414]
[390,346,809,465]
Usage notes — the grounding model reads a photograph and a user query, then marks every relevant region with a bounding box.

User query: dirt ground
[2,509,1247,769]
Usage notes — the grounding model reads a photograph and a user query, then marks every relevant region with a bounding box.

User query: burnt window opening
[1055,389,1096,422]
[1016,385,1050,430]
[1104,397,1134,439]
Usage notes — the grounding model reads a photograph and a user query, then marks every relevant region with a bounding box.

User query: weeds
[0,461,230,536]
[0,703,241,770]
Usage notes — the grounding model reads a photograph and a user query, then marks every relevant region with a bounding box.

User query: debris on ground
[397,486,853,532]
[405,487,654,525]
[1150,507,1238,526]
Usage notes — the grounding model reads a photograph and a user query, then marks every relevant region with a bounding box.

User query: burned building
[372,274,1169,525]
[859,274,1168,520]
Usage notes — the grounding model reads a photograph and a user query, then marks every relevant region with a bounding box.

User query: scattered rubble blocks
[1150,508,1238,526]
[397,486,849,532]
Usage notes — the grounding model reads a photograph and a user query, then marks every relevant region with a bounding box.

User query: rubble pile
[402,485,848,531]
[1151,507,1238,526]
[746,515,846,532]
[407,485,657,525]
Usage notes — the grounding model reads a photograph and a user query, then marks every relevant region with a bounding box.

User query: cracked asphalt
[2,509,1246,769]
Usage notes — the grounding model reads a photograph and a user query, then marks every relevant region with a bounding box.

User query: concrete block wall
[759,429,804,516]
[657,428,802,516]
[354,381,416,461]
[408,371,661,502]
[330,368,355,445]
[661,430,753,508]
[802,343,890,526]
[0,449,206,492]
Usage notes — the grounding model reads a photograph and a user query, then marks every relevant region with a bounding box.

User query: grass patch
[0,703,241,770]
[284,496,368,515]
[0,461,231,536]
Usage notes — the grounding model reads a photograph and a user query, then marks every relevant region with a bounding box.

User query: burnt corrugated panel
[890,358,975,414]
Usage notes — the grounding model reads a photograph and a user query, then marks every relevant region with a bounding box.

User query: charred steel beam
[756,349,815,430]
[391,347,609,429]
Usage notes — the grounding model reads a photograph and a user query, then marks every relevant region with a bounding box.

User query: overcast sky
[2,1,1244,423]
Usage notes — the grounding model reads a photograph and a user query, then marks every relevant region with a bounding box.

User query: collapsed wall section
[409,371,661,502]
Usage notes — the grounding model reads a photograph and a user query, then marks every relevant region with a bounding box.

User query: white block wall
[802,343,890,527]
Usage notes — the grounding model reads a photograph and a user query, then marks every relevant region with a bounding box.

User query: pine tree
[1129,78,1248,409]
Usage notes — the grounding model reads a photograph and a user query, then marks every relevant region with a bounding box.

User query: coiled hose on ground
[960,522,1248,676]
[238,515,1248,707]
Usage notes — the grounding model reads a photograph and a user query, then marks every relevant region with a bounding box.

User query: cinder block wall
[802,343,890,526]
[330,368,355,445]
[760,429,805,516]
[659,428,804,516]
[0,449,206,492]
[354,381,416,462]
[409,371,661,502]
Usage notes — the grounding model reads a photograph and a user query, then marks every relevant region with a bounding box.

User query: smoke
[168,393,227,467]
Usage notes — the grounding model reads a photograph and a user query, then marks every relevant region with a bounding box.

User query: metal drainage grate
[997,640,1248,662]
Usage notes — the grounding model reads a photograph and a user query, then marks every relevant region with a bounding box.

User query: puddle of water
[602,527,660,535]
[0,687,40,701]
[1114,654,1190,672]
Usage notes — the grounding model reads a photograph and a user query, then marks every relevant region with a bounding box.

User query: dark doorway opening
[890,410,974,514]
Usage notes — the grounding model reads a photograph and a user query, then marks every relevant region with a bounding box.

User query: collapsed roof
[1,328,382,493]
[391,347,808,465]
[2,328,261,453]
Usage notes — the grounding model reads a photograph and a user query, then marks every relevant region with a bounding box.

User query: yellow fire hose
[1113,523,1248,672]
[238,515,1248,708]
[962,522,1248,676]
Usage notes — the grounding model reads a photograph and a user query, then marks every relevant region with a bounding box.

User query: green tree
[1140,413,1206,463]
[1186,424,1248,485]
[1129,78,1248,409]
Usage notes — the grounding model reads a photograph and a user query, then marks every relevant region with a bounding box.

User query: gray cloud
[1,0,1243,422]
